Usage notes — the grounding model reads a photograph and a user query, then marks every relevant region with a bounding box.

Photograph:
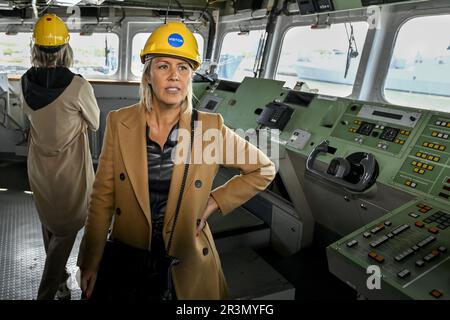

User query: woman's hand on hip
[80,268,98,299]
[196,196,219,237]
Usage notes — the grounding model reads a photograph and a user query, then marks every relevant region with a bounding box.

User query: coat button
[195,179,202,188]
[115,208,121,215]
[120,173,125,181]
[203,247,209,256]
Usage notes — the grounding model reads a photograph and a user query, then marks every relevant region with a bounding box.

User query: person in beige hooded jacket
[20,14,100,300]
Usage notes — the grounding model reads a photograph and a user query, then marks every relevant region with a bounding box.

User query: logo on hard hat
[168,33,184,47]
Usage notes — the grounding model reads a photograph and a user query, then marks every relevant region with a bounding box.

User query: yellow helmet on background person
[33,13,70,47]
[140,21,202,70]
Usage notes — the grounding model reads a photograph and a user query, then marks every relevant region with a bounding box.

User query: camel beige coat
[77,103,276,299]
[21,76,100,236]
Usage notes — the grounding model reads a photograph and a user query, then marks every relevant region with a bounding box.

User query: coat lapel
[118,104,152,226]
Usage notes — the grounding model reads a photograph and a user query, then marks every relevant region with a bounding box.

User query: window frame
[271,16,370,98]
[0,30,121,80]
[216,28,267,82]
[213,16,267,81]
[381,13,450,111]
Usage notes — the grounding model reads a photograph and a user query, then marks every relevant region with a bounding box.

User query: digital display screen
[372,110,403,120]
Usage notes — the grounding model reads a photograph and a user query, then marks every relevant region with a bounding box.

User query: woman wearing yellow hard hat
[78,21,275,300]
[20,13,100,300]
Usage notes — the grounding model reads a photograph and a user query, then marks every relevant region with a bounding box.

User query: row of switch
[400,130,411,136]
[415,152,440,162]
[423,211,450,230]
[404,180,417,188]
[422,142,446,151]
[365,224,410,249]
[352,120,385,130]
[393,236,437,262]
[396,246,447,280]
[415,221,441,233]
[431,131,449,139]
[411,161,434,171]
[435,120,450,127]
[439,182,450,200]
[417,203,432,213]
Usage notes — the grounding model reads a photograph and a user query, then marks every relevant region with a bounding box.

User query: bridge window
[275,22,369,97]
[70,33,119,77]
[217,29,266,82]
[0,33,31,76]
[384,15,450,112]
[131,32,204,77]
[0,32,119,78]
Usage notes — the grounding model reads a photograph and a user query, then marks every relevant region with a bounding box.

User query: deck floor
[0,159,82,300]
[0,158,355,300]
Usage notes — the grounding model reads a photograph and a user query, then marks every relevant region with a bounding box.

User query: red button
[430,290,442,298]
[428,227,439,234]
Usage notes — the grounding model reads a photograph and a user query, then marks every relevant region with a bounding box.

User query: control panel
[394,115,450,203]
[327,199,450,300]
[195,77,286,130]
[331,103,422,155]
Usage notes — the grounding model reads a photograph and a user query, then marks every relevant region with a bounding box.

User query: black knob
[350,105,358,111]
[410,116,416,121]
[327,159,340,176]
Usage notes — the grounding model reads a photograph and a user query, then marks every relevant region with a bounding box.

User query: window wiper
[344,23,359,79]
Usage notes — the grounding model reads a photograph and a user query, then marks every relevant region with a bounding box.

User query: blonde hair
[139,58,193,113]
[31,44,74,68]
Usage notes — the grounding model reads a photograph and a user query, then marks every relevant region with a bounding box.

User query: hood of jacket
[21,67,77,110]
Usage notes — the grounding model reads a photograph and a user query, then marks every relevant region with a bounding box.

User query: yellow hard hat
[140,22,202,70]
[33,14,70,47]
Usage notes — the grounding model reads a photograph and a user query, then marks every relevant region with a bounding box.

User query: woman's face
[148,56,192,108]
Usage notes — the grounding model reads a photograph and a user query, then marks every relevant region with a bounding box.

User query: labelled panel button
[370,235,389,248]
[370,224,385,234]
[438,246,447,253]
[428,227,439,234]
[423,250,440,262]
[430,290,443,299]
[417,236,436,248]
[415,221,425,228]
[394,248,414,262]
[397,269,411,279]
[346,240,358,248]
[368,251,385,263]
[363,232,371,238]
[415,259,425,267]
[392,224,410,236]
